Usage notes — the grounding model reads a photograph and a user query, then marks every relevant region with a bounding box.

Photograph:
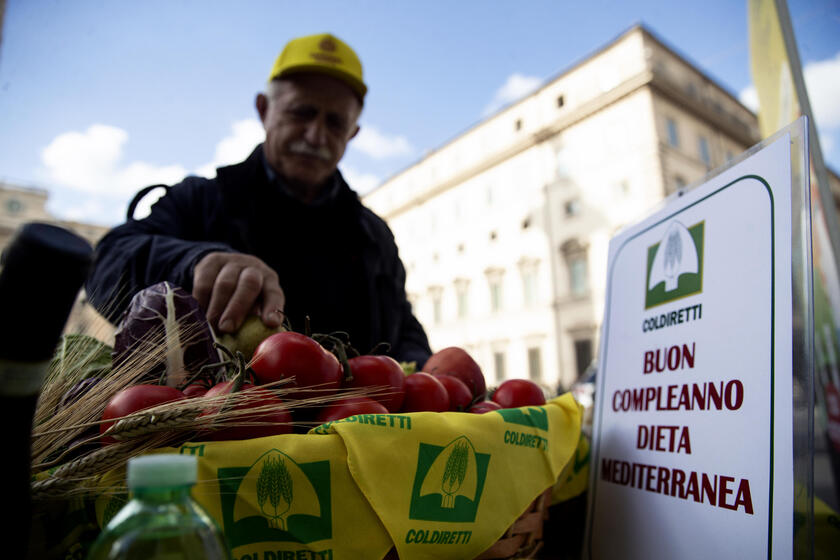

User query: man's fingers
[205,262,242,331]
[191,252,285,333]
[192,253,225,310]
[260,283,286,328]
[219,267,264,332]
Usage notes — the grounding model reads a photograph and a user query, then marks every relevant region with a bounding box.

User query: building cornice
[379,69,657,220]
[647,70,759,147]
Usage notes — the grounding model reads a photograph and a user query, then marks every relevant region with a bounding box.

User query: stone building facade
[363,25,767,392]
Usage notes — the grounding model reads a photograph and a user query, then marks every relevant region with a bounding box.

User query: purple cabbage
[113,281,221,387]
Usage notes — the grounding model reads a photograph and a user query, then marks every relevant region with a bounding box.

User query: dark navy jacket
[86,145,432,365]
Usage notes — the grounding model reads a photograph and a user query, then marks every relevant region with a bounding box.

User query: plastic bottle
[87,454,232,560]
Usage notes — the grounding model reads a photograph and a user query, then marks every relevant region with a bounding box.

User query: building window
[515,119,523,131]
[698,136,711,166]
[6,198,23,214]
[564,199,580,217]
[674,175,687,189]
[490,279,503,312]
[494,351,506,383]
[557,95,565,108]
[666,117,679,147]
[555,148,570,178]
[521,216,531,230]
[429,286,443,325]
[528,347,542,382]
[486,268,504,313]
[489,230,498,241]
[573,339,593,378]
[522,269,537,308]
[569,257,588,296]
[561,239,589,297]
[455,279,470,319]
[457,243,465,254]
[726,150,734,162]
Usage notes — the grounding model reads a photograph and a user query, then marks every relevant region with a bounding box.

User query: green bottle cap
[127,454,197,488]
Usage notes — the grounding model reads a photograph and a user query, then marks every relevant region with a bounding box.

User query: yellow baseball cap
[268,33,367,100]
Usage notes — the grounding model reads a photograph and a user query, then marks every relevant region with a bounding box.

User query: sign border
[587,173,775,559]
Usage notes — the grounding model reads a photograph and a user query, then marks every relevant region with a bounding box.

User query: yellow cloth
[310,393,582,559]
[552,432,590,504]
[63,394,582,560]
[94,434,394,560]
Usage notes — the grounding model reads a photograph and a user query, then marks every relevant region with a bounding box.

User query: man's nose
[303,117,327,146]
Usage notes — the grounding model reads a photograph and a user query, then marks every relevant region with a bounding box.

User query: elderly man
[86,33,431,365]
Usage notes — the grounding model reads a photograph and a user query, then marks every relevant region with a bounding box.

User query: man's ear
[256,93,269,124]
[348,124,360,141]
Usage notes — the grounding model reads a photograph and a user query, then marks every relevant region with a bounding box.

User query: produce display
[28,280,585,560]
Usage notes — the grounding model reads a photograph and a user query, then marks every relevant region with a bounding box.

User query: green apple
[218,315,285,361]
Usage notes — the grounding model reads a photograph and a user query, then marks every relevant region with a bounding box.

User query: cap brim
[272,65,367,101]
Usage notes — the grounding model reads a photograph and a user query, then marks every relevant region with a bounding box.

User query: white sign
[587,133,794,559]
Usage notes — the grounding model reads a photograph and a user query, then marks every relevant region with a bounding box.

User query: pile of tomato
[99,332,548,444]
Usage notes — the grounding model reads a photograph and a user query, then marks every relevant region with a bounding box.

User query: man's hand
[192,252,285,333]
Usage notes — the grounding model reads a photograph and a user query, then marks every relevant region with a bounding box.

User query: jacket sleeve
[85,177,233,323]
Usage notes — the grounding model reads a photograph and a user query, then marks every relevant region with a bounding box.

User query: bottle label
[0,360,50,397]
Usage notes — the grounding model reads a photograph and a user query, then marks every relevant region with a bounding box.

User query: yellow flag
[748,0,800,138]
[77,395,583,560]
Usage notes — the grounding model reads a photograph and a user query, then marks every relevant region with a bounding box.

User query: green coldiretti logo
[179,443,205,456]
[218,449,331,548]
[645,220,704,309]
[409,436,489,522]
[494,407,549,431]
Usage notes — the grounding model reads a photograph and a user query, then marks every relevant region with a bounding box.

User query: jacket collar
[216,144,378,245]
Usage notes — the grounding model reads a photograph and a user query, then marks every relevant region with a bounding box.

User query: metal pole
[774,0,840,277]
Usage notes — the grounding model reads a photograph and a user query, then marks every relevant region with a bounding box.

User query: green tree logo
[441,440,469,508]
[217,450,332,548]
[495,406,549,431]
[645,221,704,308]
[410,436,490,522]
[257,455,294,529]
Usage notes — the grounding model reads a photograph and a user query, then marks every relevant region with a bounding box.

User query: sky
[0,0,838,226]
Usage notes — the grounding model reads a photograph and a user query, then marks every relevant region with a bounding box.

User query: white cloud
[40,120,267,225]
[804,52,840,129]
[483,73,542,116]
[739,85,759,112]
[41,124,188,197]
[350,125,413,160]
[821,133,835,157]
[739,52,840,129]
[194,119,264,178]
[339,164,381,195]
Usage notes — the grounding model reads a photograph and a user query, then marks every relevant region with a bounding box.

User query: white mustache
[289,141,332,161]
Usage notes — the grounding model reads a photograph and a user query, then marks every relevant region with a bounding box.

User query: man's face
[258,73,361,198]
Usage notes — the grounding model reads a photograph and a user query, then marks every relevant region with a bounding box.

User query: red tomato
[422,347,486,401]
[201,380,292,441]
[468,400,503,414]
[345,355,406,412]
[401,372,449,413]
[251,332,343,399]
[492,379,546,408]
[182,383,209,398]
[100,384,186,444]
[432,373,473,411]
[316,396,389,423]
